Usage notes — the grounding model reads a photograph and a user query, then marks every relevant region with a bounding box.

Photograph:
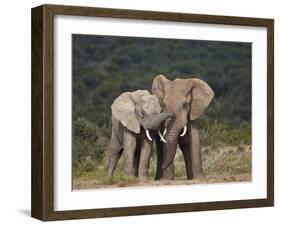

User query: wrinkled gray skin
[107,90,174,179]
[152,74,214,180]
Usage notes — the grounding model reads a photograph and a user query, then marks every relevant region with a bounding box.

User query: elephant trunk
[145,111,175,131]
[162,128,181,169]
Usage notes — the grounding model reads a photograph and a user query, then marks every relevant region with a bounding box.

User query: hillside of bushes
[72,34,252,188]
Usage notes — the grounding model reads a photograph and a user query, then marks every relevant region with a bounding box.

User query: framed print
[31,4,274,221]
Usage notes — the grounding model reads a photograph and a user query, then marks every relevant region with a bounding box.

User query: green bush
[72,35,252,128]
[73,117,109,174]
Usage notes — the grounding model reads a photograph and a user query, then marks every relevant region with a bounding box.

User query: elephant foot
[191,172,204,180]
[122,175,138,185]
[161,172,174,180]
[161,165,174,180]
[124,167,136,177]
[192,168,204,179]
[154,175,161,180]
[193,174,204,180]
[161,175,174,180]
[139,176,149,183]
[106,169,114,177]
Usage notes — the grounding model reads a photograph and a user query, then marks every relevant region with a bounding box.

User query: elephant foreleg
[188,122,204,178]
[161,145,175,180]
[123,129,137,177]
[133,149,141,176]
[155,134,163,180]
[138,139,152,179]
[179,142,193,179]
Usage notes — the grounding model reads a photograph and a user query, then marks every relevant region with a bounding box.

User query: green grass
[202,145,251,176]
[73,158,140,188]
[200,121,251,148]
[73,169,139,188]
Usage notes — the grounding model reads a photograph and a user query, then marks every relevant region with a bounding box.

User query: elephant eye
[183,102,190,108]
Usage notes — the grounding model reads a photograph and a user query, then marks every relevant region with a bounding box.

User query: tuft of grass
[202,145,251,176]
[73,164,140,189]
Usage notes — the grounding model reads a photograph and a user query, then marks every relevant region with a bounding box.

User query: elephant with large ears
[107,90,174,179]
[152,74,214,180]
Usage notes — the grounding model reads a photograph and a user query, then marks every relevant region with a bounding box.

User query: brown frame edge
[31,4,274,221]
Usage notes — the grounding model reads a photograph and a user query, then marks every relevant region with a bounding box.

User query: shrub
[73,117,108,173]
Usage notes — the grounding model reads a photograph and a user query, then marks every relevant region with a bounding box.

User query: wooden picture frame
[31,4,274,221]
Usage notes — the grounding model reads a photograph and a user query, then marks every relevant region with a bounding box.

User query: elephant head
[111,90,174,140]
[152,74,214,168]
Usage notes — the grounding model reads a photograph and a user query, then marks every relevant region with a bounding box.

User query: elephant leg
[123,129,136,177]
[107,130,123,177]
[188,122,204,178]
[162,164,174,180]
[107,148,123,176]
[161,145,175,180]
[133,149,141,176]
[179,142,193,179]
[155,134,163,180]
[138,139,152,179]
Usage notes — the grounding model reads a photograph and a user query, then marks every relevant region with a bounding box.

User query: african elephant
[107,90,174,179]
[152,74,214,180]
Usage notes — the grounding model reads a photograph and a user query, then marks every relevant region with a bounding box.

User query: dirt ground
[73,173,251,190]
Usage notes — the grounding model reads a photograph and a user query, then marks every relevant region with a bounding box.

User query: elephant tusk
[180,125,187,137]
[145,129,153,141]
[163,128,167,137]
[158,131,167,143]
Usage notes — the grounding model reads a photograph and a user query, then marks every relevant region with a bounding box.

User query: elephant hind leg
[107,129,123,177]
[188,123,204,179]
[123,129,137,176]
[107,148,123,176]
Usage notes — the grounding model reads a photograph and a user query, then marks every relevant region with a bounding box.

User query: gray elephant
[152,74,214,180]
[107,90,174,179]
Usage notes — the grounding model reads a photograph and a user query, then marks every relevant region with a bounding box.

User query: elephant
[152,74,214,180]
[107,90,174,179]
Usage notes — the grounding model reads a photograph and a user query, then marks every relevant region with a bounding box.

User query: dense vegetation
[72,34,252,187]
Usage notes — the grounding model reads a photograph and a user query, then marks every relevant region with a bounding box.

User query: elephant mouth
[144,111,175,142]
[158,125,187,143]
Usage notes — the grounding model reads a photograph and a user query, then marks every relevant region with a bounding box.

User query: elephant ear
[151,74,170,103]
[111,92,140,134]
[190,78,214,120]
